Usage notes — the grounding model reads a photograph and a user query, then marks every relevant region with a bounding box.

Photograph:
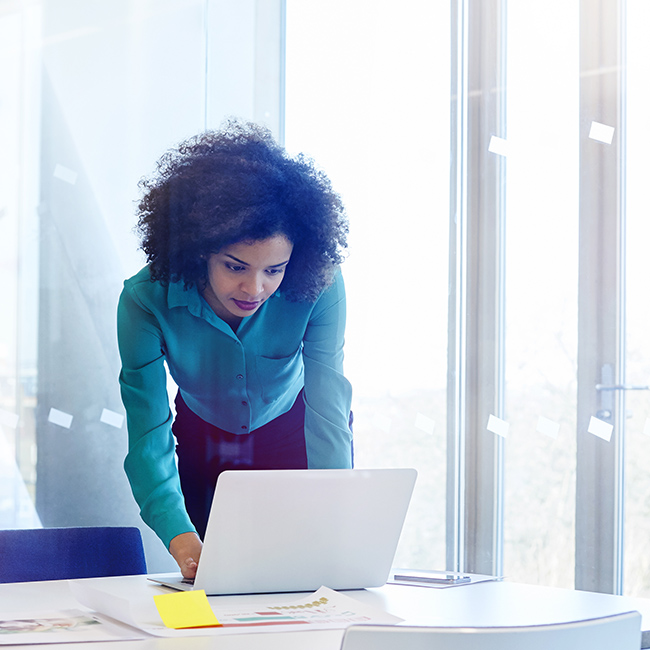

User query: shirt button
[241,425,248,430]
[242,401,248,406]
[236,374,244,380]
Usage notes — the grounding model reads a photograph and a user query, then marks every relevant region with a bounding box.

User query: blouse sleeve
[117,283,196,548]
[302,270,354,468]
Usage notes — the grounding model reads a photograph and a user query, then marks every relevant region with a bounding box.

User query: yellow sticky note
[154,590,221,629]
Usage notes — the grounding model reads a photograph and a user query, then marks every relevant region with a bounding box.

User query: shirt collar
[167,280,204,319]
[167,279,284,336]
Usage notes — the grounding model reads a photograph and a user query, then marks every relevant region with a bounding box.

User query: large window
[450,0,650,596]
[285,0,450,569]
[3,0,650,594]
[287,0,650,595]
[502,0,579,590]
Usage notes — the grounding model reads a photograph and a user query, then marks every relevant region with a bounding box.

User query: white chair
[340,611,642,650]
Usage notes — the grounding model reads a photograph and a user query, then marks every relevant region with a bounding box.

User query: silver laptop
[152,468,417,595]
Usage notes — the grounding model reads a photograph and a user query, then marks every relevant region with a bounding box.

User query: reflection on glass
[0,0,208,571]
[0,4,40,529]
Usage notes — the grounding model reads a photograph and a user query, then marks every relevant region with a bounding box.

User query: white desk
[2,575,650,649]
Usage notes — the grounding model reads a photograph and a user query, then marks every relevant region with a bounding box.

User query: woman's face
[202,235,293,326]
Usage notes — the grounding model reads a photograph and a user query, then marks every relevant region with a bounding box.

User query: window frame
[575,0,626,595]
[447,0,507,578]
[446,0,627,592]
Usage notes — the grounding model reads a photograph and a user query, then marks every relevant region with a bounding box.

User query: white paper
[0,609,143,645]
[213,586,403,630]
[71,583,403,638]
[69,581,142,629]
[588,416,613,442]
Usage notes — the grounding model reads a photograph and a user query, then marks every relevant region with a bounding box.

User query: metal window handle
[595,364,649,422]
[596,384,649,391]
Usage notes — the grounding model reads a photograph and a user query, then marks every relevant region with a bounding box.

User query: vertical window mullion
[448,0,507,577]
[575,0,625,594]
[447,0,469,574]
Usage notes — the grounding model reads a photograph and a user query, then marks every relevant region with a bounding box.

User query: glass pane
[624,0,650,599]
[0,0,208,571]
[285,0,450,568]
[502,0,579,588]
[0,6,40,529]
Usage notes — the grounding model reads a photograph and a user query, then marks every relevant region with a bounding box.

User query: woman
[117,121,353,578]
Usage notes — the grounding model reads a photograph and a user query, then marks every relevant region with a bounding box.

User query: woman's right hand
[169,531,203,579]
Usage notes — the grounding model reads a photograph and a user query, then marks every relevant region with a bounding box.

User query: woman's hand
[169,531,203,579]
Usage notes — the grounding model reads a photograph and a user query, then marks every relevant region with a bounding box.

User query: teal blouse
[117,266,353,548]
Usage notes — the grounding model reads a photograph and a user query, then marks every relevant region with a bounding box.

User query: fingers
[181,557,198,579]
[169,531,203,578]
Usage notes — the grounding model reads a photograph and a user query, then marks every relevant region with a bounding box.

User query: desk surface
[2,575,650,649]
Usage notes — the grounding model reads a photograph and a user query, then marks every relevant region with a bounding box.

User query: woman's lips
[233,299,260,311]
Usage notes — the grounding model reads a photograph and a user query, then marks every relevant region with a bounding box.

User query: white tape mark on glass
[587,415,613,442]
[48,408,73,429]
[536,415,560,439]
[100,408,125,429]
[53,164,78,185]
[588,121,615,145]
[488,135,508,157]
[487,414,509,439]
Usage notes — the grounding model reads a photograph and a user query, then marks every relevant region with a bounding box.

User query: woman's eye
[266,268,284,276]
[226,264,246,272]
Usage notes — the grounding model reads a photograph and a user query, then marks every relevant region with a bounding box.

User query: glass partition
[1,0,234,571]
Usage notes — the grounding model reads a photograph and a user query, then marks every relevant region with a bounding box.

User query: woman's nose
[241,273,264,297]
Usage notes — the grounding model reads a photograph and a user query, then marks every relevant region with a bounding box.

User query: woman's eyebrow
[224,254,290,268]
[225,254,249,266]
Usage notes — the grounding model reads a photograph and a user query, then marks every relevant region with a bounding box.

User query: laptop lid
[184,468,416,595]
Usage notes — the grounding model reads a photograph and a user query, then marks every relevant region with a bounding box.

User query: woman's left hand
[169,531,203,579]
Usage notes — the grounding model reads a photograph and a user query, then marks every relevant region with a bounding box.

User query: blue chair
[0,526,147,583]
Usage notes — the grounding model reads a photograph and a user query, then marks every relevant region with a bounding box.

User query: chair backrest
[340,612,642,650]
[0,526,147,583]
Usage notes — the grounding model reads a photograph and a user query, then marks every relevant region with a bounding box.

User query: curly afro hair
[135,120,348,301]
